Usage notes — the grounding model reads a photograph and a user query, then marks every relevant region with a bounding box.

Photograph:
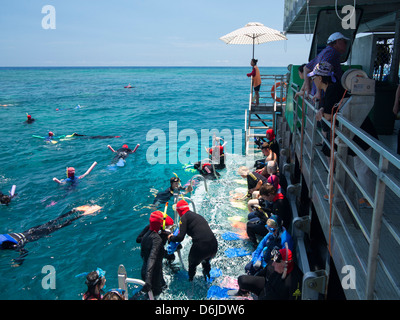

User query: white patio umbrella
[219,22,287,59]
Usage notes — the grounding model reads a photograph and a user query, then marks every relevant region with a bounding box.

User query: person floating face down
[0,205,102,266]
[107,144,139,164]
[168,200,218,282]
[140,210,174,297]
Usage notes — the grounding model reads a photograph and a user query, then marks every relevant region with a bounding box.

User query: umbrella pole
[252,37,255,59]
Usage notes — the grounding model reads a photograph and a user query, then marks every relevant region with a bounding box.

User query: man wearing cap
[299,32,349,102]
[168,200,218,282]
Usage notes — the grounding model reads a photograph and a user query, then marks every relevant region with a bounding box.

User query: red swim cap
[27,114,31,119]
[266,129,275,141]
[122,144,128,149]
[49,131,54,136]
[149,211,164,232]
[176,200,190,217]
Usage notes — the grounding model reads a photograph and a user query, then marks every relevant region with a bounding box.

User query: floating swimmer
[0,205,102,265]
[53,162,97,185]
[24,114,35,124]
[124,83,134,88]
[62,133,121,140]
[0,185,16,206]
[107,143,139,169]
[32,131,64,144]
[56,104,82,111]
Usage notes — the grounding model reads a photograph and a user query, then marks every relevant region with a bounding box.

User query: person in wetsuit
[168,200,218,281]
[232,248,303,300]
[24,114,35,124]
[193,161,220,180]
[140,211,170,296]
[0,205,102,264]
[136,214,175,262]
[246,184,291,247]
[107,144,138,164]
[0,191,12,205]
[152,177,193,209]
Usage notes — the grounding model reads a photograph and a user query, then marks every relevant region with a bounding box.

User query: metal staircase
[245,74,288,157]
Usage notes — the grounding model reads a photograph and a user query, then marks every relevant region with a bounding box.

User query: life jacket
[253,66,261,87]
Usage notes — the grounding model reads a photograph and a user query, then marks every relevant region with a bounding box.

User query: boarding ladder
[245,74,288,157]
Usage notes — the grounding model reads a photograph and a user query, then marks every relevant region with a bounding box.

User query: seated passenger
[245,215,293,275]
[246,184,292,247]
[254,143,277,170]
[266,129,280,164]
[237,166,268,200]
[231,248,303,300]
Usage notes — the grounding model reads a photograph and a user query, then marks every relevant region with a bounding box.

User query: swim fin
[224,248,251,258]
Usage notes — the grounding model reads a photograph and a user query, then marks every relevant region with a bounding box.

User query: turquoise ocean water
[0,66,286,300]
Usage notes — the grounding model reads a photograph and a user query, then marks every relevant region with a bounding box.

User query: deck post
[365,156,389,299]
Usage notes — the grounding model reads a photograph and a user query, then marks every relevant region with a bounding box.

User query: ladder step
[247,133,267,137]
[249,126,269,130]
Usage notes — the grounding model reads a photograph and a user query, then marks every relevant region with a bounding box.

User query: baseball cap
[327,32,350,44]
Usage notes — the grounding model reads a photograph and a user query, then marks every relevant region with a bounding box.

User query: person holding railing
[299,32,349,102]
[247,58,261,106]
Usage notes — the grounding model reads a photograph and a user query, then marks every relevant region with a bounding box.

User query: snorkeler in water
[53,162,97,185]
[24,114,35,124]
[108,144,139,164]
[0,185,17,206]
[0,205,102,265]
[152,176,193,209]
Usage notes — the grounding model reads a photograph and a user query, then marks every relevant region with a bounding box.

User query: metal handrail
[289,82,400,300]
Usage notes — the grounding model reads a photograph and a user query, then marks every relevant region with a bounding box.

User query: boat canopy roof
[284,0,400,34]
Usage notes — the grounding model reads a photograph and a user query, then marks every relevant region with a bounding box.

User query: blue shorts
[254,85,261,92]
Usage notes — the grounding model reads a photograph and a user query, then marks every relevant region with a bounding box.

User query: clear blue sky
[0,0,311,67]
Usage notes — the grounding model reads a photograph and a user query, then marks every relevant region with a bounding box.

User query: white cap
[327,32,350,44]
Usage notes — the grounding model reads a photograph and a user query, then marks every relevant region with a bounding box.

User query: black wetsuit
[0,209,85,264]
[193,162,220,180]
[140,229,165,296]
[72,133,120,139]
[112,147,134,163]
[169,210,218,281]
[136,225,176,262]
[247,171,268,190]
[152,187,184,208]
[238,263,303,300]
